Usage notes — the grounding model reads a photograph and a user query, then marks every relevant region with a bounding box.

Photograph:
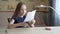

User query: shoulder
[10,17,16,22]
[8,18,15,24]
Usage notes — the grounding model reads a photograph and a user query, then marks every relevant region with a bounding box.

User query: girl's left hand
[28,19,35,27]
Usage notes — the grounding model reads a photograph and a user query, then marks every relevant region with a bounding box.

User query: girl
[8,2,35,29]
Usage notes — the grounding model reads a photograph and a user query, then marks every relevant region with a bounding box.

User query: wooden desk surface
[0,27,60,34]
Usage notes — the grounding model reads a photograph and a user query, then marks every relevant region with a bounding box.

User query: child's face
[19,4,27,16]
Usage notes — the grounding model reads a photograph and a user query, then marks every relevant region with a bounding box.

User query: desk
[0,27,60,34]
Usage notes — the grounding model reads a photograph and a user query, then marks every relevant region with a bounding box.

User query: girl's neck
[17,14,24,17]
[20,15,24,17]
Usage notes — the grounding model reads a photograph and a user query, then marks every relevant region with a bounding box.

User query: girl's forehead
[21,4,27,9]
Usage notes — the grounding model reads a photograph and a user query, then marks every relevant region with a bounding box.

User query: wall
[0,12,14,28]
[0,0,35,11]
[0,0,49,11]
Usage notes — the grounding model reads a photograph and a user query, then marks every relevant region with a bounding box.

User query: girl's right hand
[20,22,29,27]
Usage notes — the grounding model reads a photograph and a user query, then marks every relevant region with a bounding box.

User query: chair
[7,18,11,23]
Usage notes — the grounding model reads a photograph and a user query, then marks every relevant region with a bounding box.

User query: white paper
[24,10,36,22]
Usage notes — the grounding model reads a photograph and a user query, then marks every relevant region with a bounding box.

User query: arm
[8,19,28,29]
[28,19,35,27]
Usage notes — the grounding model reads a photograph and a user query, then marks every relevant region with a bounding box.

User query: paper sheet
[24,10,36,22]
